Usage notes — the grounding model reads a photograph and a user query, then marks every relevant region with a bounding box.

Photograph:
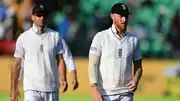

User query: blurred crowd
[0,0,180,58]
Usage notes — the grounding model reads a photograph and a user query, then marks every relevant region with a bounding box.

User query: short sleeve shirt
[89,25,142,95]
[14,25,64,92]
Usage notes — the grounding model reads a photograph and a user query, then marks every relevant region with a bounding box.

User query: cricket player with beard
[88,3,143,101]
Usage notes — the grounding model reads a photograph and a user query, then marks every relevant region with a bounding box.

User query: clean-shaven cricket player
[18,38,79,91]
[88,3,143,101]
[11,4,68,101]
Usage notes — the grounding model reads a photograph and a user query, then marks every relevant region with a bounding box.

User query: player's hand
[126,79,138,93]
[60,80,68,93]
[17,88,21,99]
[72,79,79,90]
[10,89,20,101]
[91,87,104,101]
[71,70,79,90]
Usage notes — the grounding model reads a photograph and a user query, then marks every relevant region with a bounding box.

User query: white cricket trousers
[103,93,133,101]
[24,90,59,101]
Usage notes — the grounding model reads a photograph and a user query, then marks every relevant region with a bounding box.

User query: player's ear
[31,15,35,21]
[110,14,114,20]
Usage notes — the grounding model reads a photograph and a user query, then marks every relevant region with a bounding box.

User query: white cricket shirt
[17,36,76,82]
[14,25,64,92]
[61,38,76,71]
[89,24,142,95]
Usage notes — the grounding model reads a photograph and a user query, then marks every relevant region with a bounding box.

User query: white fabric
[88,55,100,84]
[18,37,76,81]
[24,90,58,101]
[89,25,142,95]
[14,25,64,92]
[61,38,76,71]
[103,94,133,101]
[18,59,24,81]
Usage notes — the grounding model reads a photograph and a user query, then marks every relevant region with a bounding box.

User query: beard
[116,23,127,33]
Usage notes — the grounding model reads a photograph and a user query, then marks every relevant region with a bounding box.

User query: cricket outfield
[0,56,180,101]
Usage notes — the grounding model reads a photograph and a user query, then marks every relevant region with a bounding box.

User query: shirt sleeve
[89,33,102,56]
[61,38,76,71]
[14,35,25,58]
[66,59,76,72]
[56,34,64,55]
[133,38,142,60]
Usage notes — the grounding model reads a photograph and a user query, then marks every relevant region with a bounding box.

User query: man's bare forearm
[134,67,143,83]
[58,55,67,81]
[11,58,21,91]
[133,59,143,83]
[71,70,77,80]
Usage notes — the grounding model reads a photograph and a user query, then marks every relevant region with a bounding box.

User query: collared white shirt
[111,24,126,40]
[14,24,64,92]
[31,25,76,71]
[18,25,76,83]
[89,25,142,95]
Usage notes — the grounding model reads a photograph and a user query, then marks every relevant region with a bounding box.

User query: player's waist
[99,87,131,95]
[23,79,59,92]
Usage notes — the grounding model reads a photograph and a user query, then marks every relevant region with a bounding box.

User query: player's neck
[39,28,45,35]
[34,24,45,34]
[114,25,125,36]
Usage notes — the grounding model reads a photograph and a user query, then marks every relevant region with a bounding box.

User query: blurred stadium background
[0,0,180,100]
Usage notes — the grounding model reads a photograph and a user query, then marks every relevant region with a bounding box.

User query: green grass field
[1,57,180,101]
[2,92,180,101]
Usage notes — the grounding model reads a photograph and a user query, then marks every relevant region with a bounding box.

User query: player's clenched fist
[10,89,20,101]
[72,79,79,90]
[60,80,68,93]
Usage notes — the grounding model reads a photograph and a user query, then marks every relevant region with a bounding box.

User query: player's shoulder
[46,28,63,40]
[99,28,110,35]
[46,28,58,33]
[46,28,61,38]
[22,28,31,35]
[126,32,140,43]
[126,32,139,39]
[46,28,59,35]
[93,28,110,39]
[18,28,32,39]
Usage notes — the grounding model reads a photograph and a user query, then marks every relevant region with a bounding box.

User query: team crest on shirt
[90,47,97,51]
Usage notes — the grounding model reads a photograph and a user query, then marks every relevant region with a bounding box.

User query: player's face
[32,13,46,27]
[111,13,128,32]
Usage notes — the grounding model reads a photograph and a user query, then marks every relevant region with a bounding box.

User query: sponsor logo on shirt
[90,47,97,51]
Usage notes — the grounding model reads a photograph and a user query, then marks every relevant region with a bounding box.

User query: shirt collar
[111,24,126,39]
[32,24,47,34]
[111,24,118,34]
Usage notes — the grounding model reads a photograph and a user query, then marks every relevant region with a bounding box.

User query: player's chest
[102,40,134,58]
[23,36,56,54]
